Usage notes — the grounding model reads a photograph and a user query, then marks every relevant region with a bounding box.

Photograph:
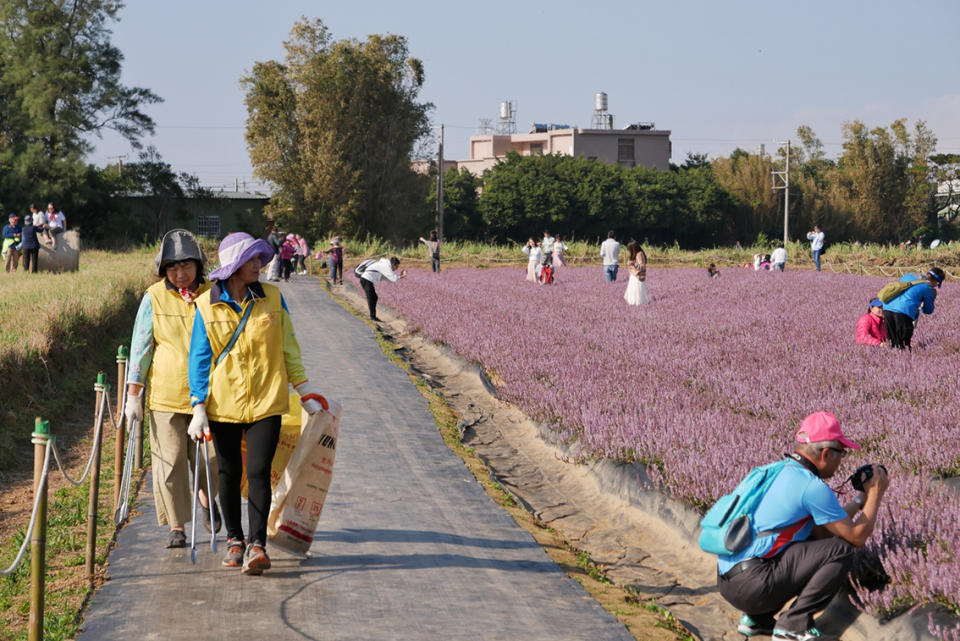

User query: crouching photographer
[716,411,890,641]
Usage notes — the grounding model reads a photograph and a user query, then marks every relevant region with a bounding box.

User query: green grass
[0,249,156,473]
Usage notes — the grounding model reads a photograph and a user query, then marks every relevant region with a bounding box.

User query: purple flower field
[362,264,960,627]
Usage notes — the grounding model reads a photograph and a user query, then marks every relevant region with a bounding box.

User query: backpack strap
[215,299,255,366]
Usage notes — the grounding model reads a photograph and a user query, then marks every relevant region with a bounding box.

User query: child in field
[707,263,720,279]
[856,298,887,346]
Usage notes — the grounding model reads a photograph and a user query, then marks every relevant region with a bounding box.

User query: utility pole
[108,154,128,176]
[437,124,444,241]
[771,140,790,245]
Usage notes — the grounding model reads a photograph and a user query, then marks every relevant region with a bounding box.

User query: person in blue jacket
[2,213,22,272]
[881,268,944,350]
[19,215,40,273]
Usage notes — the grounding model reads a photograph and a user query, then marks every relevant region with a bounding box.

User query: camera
[849,464,887,492]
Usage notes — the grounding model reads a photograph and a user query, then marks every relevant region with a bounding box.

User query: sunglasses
[828,447,847,458]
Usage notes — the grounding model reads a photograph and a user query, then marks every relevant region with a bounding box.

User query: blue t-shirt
[717,460,848,574]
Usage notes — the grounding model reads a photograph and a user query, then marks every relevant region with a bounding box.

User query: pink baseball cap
[796,411,861,450]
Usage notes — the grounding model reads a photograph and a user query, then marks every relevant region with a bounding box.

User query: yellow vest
[146,280,211,413]
[194,283,291,423]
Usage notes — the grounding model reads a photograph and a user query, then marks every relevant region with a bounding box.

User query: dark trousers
[883,310,914,350]
[360,277,378,318]
[281,258,293,280]
[332,261,342,282]
[718,537,854,633]
[431,255,440,273]
[22,247,38,273]
[210,416,281,545]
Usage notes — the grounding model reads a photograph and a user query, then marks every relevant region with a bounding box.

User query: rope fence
[822,261,960,280]
[2,346,140,641]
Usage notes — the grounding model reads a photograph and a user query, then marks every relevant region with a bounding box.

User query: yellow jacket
[133,280,211,414]
[189,281,306,423]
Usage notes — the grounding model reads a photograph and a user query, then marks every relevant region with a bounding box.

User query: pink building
[454,124,671,176]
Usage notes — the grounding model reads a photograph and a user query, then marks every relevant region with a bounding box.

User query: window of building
[197,215,221,238]
[618,138,635,167]
[529,142,544,155]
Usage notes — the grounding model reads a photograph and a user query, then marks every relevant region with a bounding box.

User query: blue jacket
[882,273,936,320]
[2,223,21,239]
[19,224,39,250]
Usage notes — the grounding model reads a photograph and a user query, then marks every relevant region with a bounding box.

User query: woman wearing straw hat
[125,229,220,549]
[187,232,325,575]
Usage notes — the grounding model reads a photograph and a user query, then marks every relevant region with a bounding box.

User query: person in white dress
[552,234,568,268]
[522,237,542,282]
[623,240,649,306]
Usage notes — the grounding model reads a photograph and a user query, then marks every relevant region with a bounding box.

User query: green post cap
[117,345,129,361]
[97,371,106,385]
[33,417,50,436]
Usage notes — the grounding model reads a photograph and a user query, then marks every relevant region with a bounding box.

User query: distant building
[452,124,671,176]
[118,190,270,239]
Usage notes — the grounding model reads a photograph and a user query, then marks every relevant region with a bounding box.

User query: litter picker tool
[189,436,201,564]
[202,434,218,553]
[114,416,138,525]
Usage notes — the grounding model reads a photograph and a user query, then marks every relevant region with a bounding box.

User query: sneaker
[166,529,187,549]
[201,500,222,534]
[242,541,271,575]
[772,627,821,641]
[221,537,245,567]
[739,614,775,637]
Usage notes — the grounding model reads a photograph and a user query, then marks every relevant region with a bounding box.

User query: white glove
[295,381,327,415]
[124,391,143,427]
[188,403,210,442]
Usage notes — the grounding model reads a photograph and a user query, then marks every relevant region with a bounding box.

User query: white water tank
[594,92,608,112]
[499,101,512,120]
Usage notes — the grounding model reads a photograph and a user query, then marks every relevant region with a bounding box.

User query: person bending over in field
[359,256,406,322]
[855,298,887,346]
[717,411,889,641]
[881,267,944,350]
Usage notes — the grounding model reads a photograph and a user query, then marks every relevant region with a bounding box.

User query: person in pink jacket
[856,298,887,346]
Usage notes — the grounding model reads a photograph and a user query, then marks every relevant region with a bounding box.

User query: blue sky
[88,0,960,192]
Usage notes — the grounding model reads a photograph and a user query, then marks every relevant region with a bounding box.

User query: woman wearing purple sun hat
[187,232,326,575]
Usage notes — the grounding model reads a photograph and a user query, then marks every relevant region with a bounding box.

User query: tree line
[426,122,956,248]
[0,1,210,246]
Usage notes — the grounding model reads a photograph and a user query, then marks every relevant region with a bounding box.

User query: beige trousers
[148,410,219,527]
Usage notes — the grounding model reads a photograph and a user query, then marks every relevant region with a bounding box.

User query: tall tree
[0,1,160,210]
[243,18,432,242]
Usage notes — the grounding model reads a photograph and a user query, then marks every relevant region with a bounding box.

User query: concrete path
[79,276,633,641]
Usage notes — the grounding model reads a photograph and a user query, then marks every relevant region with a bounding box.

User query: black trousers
[883,310,914,350]
[718,537,854,633]
[360,277,378,318]
[210,416,281,545]
[22,247,38,273]
[431,255,440,273]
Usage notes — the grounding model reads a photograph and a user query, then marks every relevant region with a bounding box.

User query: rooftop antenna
[590,92,614,130]
[478,118,494,135]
